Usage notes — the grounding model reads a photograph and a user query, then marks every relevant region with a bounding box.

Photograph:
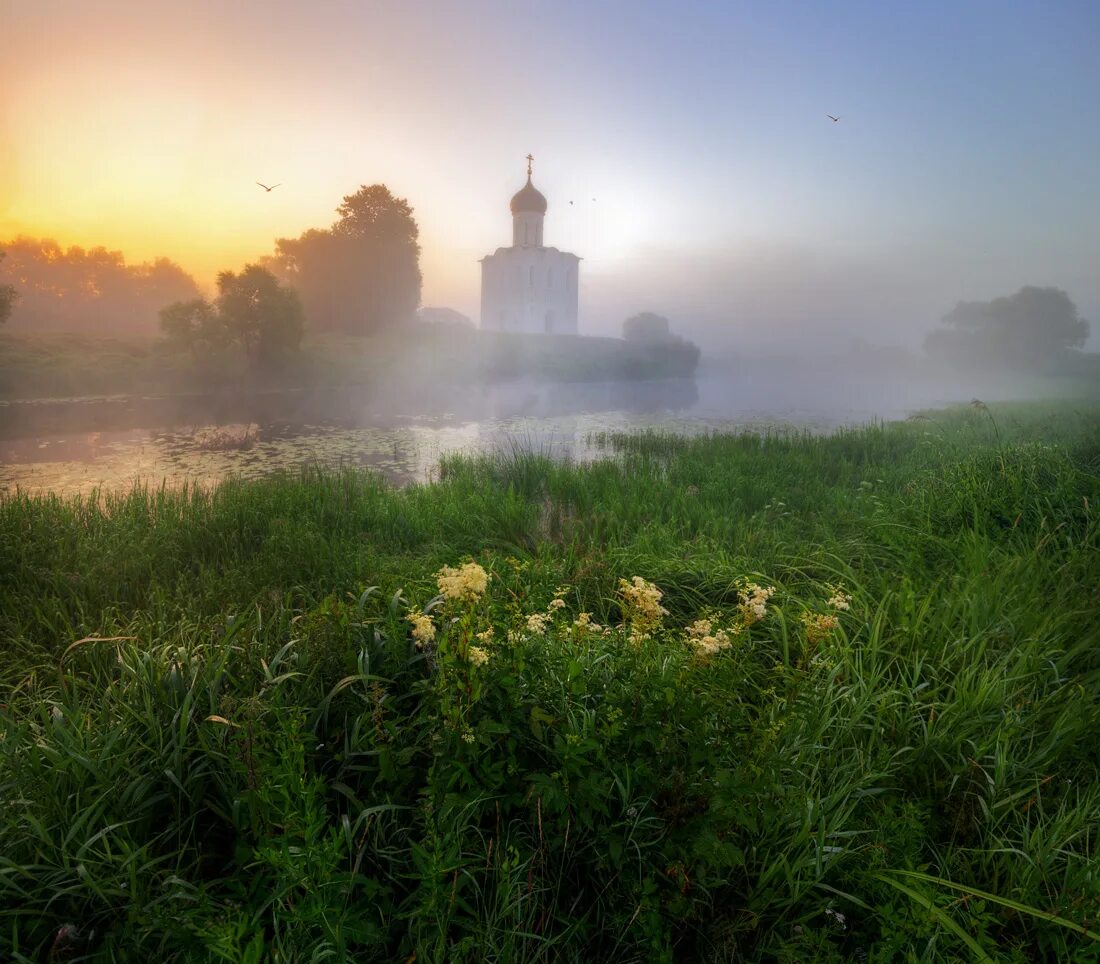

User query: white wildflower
[407,611,436,647]
[435,561,490,603]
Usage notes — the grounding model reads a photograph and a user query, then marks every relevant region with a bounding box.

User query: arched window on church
[529,266,535,287]
[547,268,553,287]
[524,222,529,245]
[544,311,554,333]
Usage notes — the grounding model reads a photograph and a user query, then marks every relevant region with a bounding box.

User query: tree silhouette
[216,265,304,366]
[926,286,1090,369]
[623,312,671,342]
[267,185,421,334]
[159,265,303,370]
[158,298,224,359]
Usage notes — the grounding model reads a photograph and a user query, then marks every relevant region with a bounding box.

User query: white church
[480,157,581,335]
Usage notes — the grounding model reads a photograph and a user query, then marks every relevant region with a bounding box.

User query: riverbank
[1,402,1098,960]
[0,325,699,401]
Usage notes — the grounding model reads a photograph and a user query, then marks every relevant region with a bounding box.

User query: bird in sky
[826,114,840,122]
[256,181,281,192]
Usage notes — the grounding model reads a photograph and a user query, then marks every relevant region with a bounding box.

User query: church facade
[480,158,580,335]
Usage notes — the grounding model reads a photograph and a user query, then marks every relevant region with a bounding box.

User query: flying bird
[826,114,840,122]
[256,181,281,192]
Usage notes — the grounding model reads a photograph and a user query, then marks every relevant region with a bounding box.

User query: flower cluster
[407,611,436,648]
[526,612,550,635]
[618,576,669,642]
[436,561,490,603]
[826,588,851,611]
[685,617,737,657]
[467,645,490,667]
[801,611,840,645]
[738,582,776,625]
[572,611,609,639]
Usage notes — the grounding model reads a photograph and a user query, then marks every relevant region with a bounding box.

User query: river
[0,367,982,498]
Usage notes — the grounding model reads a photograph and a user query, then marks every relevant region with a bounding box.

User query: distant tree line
[0,238,200,334]
[925,286,1090,371]
[0,183,421,343]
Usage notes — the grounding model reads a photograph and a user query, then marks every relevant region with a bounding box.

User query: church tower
[480,156,581,335]
[511,154,546,247]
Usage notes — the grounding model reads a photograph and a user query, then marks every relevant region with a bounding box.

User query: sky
[2,0,1098,349]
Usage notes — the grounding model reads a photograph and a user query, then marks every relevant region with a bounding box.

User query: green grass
[1,401,1098,961]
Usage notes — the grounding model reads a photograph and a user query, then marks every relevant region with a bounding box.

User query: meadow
[1,401,1098,961]
[0,326,697,401]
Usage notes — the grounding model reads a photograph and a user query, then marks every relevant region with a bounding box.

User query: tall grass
[1,401,1098,961]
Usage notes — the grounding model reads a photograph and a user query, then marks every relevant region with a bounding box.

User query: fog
[576,240,1097,356]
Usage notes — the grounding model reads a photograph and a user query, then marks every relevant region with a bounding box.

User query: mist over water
[2,342,1080,499]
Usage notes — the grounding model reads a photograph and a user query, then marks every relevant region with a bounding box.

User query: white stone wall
[480,246,580,335]
[512,211,544,248]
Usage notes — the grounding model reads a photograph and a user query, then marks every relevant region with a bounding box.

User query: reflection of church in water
[480,156,580,335]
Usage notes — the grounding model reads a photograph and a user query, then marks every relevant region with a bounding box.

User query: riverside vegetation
[1,402,1098,962]
[0,325,698,401]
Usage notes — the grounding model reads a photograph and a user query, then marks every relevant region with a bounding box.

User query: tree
[159,265,303,370]
[267,184,421,334]
[158,298,224,358]
[216,265,304,366]
[0,252,16,325]
[623,312,671,342]
[925,286,1090,369]
[334,184,420,248]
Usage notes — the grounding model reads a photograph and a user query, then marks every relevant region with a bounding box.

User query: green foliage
[215,265,304,367]
[1,402,1099,960]
[159,265,304,372]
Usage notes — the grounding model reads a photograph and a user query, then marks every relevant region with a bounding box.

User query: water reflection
[0,375,929,499]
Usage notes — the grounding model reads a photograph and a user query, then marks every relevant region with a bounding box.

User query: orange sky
[0,3,676,325]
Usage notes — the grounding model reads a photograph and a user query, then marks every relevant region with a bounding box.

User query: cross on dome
[510,153,547,214]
